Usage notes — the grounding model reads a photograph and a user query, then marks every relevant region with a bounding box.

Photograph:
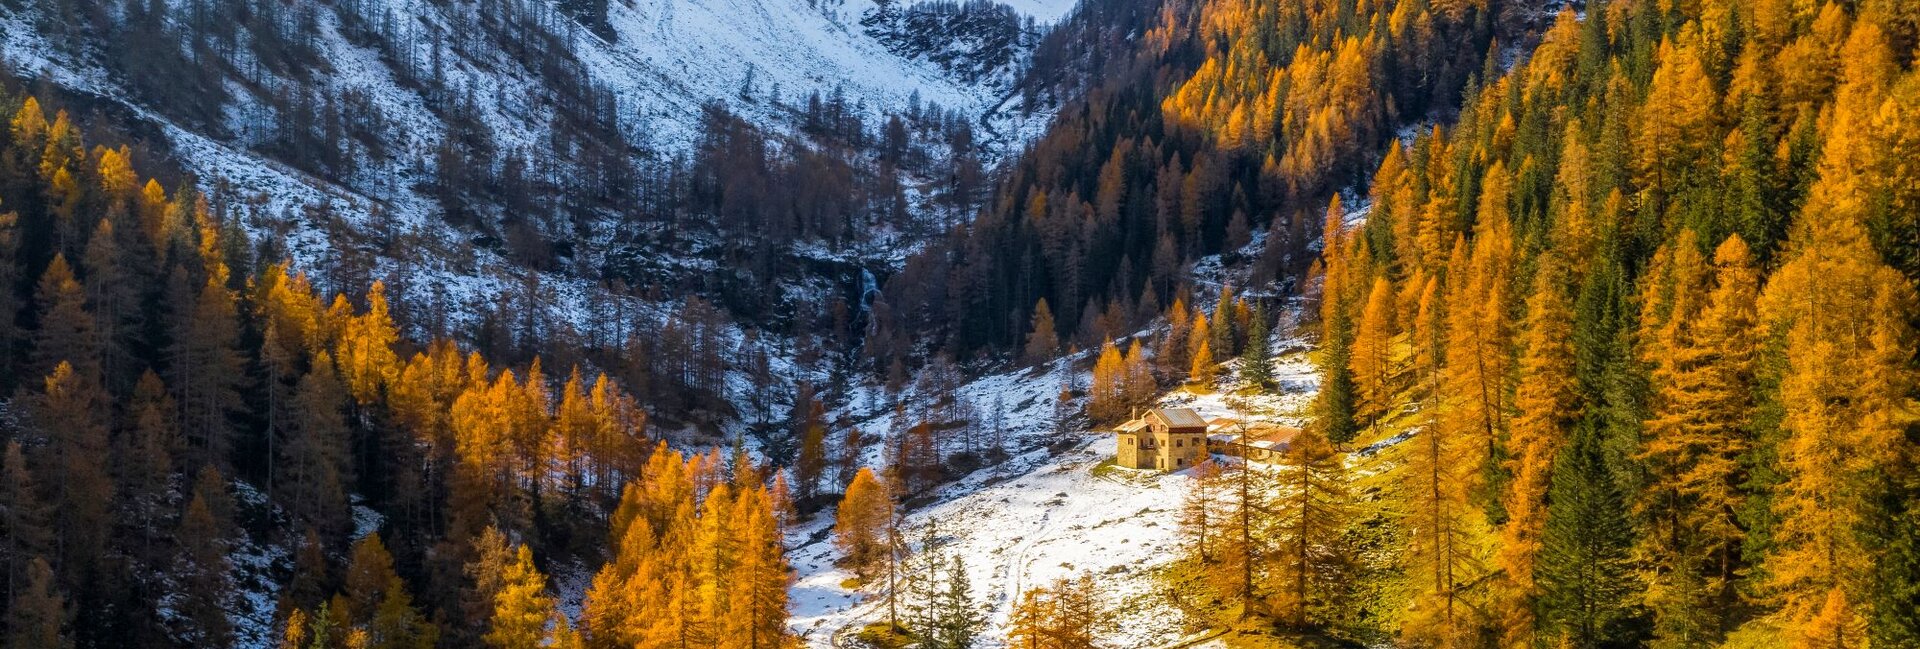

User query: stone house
[1112,408,1210,470]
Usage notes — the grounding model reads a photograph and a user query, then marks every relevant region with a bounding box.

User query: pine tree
[922,556,985,649]
[1316,228,1361,443]
[1240,302,1272,390]
[1537,420,1637,647]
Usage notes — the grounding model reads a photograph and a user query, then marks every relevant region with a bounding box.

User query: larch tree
[337,280,401,406]
[1272,426,1350,628]
[6,557,67,649]
[484,545,560,649]
[0,441,48,604]
[835,467,893,580]
[1443,225,1512,515]
[1189,337,1217,386]
[1638,235,1762,645]
[1634,38,1720,203]
[1494,260,1578,646]
[282,352,353,543]
[794,389,828,507]
[1179,459,1223,564]
[1089,340,1126,422]
[1008,574,1106,649]
[120,371,178,565]
[1212,457,1279,617]
[0,213,19,390]
[1122,340,1155,411]
[30,255,97,381]
[176,474,232,647]
[171,266,246,473]
[1400,264,1488,646]
[27,361,113,583]
[1025,298,1058,367]
[81,218,137,390]
[1188,311,1211,375]
[1350,275,1395,431]
[1759,170,1920,637]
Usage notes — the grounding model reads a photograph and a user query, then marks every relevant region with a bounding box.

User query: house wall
[1117,433,1146,469]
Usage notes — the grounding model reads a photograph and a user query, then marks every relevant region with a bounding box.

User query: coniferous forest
[0,0,1918,647]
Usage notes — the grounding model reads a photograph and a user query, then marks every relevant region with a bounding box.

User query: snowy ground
[787,435,1192,648]
[787,341,1322,648]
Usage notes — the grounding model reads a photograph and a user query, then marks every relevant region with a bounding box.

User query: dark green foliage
[922,556,987,649]
[1863,457,1920,647]
[1240,302,1273,390]
[1538,420,1644,647]
[1317,312,1359,445]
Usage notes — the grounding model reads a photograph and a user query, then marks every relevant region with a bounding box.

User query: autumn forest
[0,0,1917,647]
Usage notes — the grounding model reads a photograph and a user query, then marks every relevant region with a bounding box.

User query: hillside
[0,0,1918,648]
[788,306,1322,648]
[0,0,1065,367]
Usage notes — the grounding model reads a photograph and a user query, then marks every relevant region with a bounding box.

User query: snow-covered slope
[0,0,1070,341]
[595,0,1056,150]
[786,324,1323,647]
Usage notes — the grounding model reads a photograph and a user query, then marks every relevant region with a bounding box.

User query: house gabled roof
[1149,408,1208,429]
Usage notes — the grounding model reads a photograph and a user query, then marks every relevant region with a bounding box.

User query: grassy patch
[851,622,916,649]
[1091,457,1162,485]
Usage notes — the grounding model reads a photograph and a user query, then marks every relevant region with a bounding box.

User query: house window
[1175,439,1183,447]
